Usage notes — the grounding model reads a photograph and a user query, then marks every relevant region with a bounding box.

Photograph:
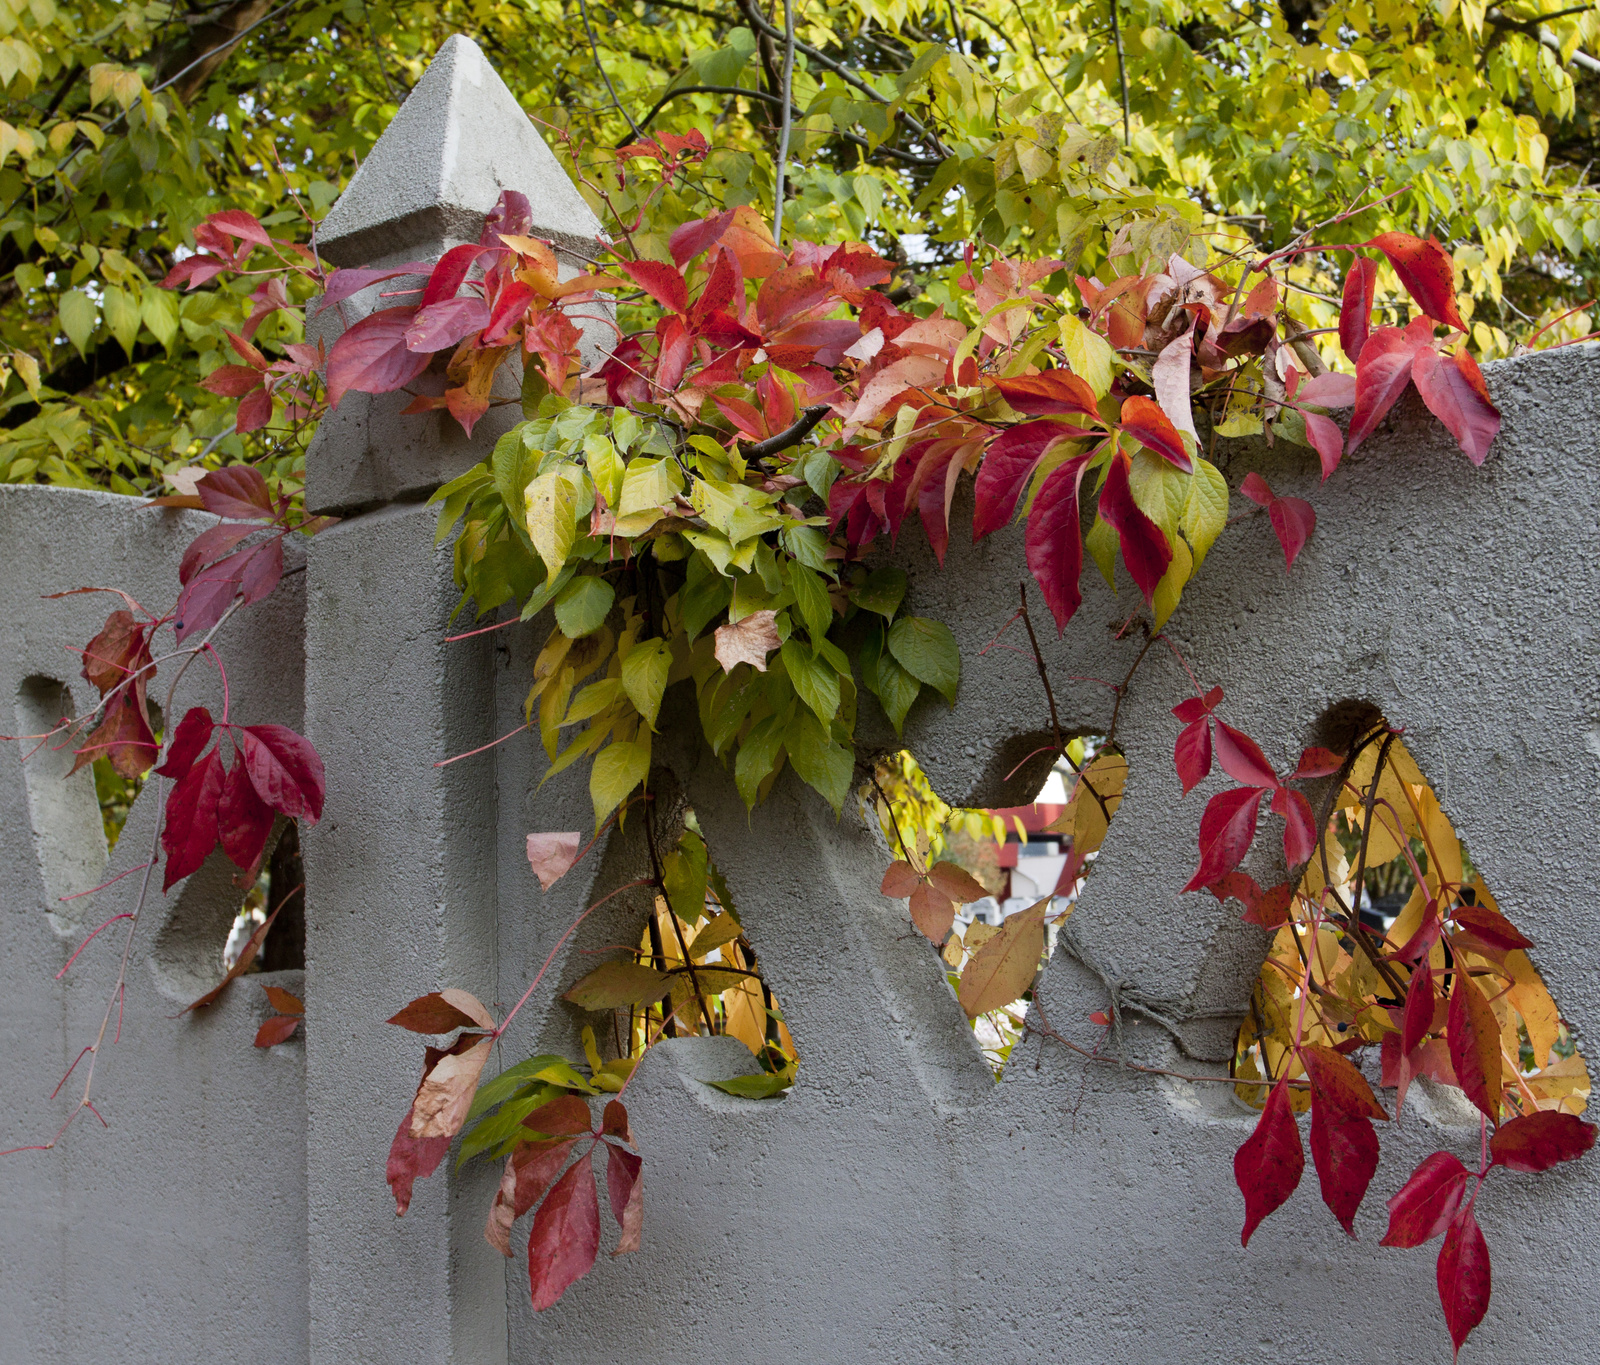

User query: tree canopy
[3,0,1597,493]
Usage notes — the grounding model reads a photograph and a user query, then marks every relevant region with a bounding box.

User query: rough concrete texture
[305,36,611,518]
[0,485,308,1364]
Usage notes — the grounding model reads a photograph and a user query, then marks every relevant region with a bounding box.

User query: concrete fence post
[298,35,604,1364]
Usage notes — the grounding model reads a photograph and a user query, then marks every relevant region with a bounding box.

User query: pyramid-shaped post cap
[316,34,602,268]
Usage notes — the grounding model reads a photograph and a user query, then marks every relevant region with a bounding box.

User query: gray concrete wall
[0,486,308,1365]
[5,31,1599,1365]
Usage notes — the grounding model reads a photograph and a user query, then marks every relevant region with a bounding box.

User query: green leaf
[621,636,671,729]
[680,551,734,639]
[590,738,650,826]
[1183,458,1229,567]
[554,574,614,637]
[1085,514,1118,589]
[458,1081,568,1165]
[618,456,684,516]
[465,1054,569,1125]
[1150,535,1192,630]
[525,463,581,584]
[788,561,832,642]
[707,1064,795,1099]
[140,283,178,350]
[59,289,96,357]
[1058,313,1115,396]
[848,565,907,619]
[780,638,841,723]
[101,286,140,357]
[734,713,786,808]
[663,829,709,924]
[786,709,852,811]
[876,651,923,734]
[584,432,624,509]
[887,616,959,704]
[563,960,670,1010]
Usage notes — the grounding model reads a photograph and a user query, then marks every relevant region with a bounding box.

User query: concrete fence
[3,34,1599,1365]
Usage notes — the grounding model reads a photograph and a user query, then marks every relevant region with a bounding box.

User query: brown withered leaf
[928,861,988,904]
[262,985,304,1016]
[387,988,496,1034]
[601,1099,634,1147]
[526,831,582,891]
[713,609,779,673]
[958,899,1047,1018]
[880,859,921,898]
[184,903,282,1013]
[686,912,743,958]
[908,882,956,943]
[409,1033,493,1139]
[563,961,671,1011]
[524,1094,597,1138]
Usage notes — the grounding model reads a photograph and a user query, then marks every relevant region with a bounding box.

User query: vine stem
[495,878,656,1041]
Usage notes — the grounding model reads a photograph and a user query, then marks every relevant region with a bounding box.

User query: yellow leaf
[1048,751,1127,854]
[1151,535,1191,630]
[1506,949,1562,1068]
[524,463,581,585]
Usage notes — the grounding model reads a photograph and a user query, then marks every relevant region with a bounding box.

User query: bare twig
[772,0,796,244]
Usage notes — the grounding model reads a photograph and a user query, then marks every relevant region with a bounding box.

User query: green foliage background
[2,0,1597,494]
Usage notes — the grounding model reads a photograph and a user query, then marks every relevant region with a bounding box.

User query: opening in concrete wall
[1232,720,1589,1120]
[14,675,110,915]
[873,741,1127,1075]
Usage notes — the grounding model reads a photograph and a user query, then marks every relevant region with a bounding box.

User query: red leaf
[325,306,431,410]
[387,989,496,1034]
[404,295,491,352]
[161,746,225,890]
[1402,962,1437,1058]
[422,243,487,308]
[173,539,283,643]
[312,262,433,317]
[80,609,151,694]
[1234,1077,1305,1246]
[1448,968,1504,1123]
[1308,1099,1380,1236]
[1449,905,1532,953]
[1437,1205,1491,1359]
[76,689,157,779]
[880,860,920,898]
[387,1100,452,1216]
[1339,257,1378,362]
[1214,720,1278,788]
[605,1144,644,1256]
[692,247,743,322]
[1271,785,1317,865]
[972,421,1073,539]
[1366,232,1466,333]
[1302,410,1344,480]
[1489,1110,1597,1173]
[668,209,735,267]
[201,364,264,397]
[1172,685,1223,724]
[908,882,956,943]
[1300,1042,1388,1121]
[1173,717,1212,794]
[208,209,274,250]
[1239,472,1315,570]
[1292,746,1344,779]
[654,313,691,391]
[253,1015,301,1047]
[618,259,689,314]
[528,1157,602,1310]
[482,281,534,346]
[1241,880,1293,929]
[161,256,228,291]
[1347,323,1429,452]
[240,725,325,823]
[486,1139,580,1255]
[197,465,276,520]
[219,750,274,871]
[1097,449,1171,603]
[1380,1150,1470,1247]
[157,706,215,780]
[1206,870,1262,909]
[1298,371,1357,408]
[1023,454,1091,633]
[1184,786,1266,892]
[994,370,1101,420]
[180,524,258,584]
[1118,395,1193,472]
[1411,347,1501,467]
